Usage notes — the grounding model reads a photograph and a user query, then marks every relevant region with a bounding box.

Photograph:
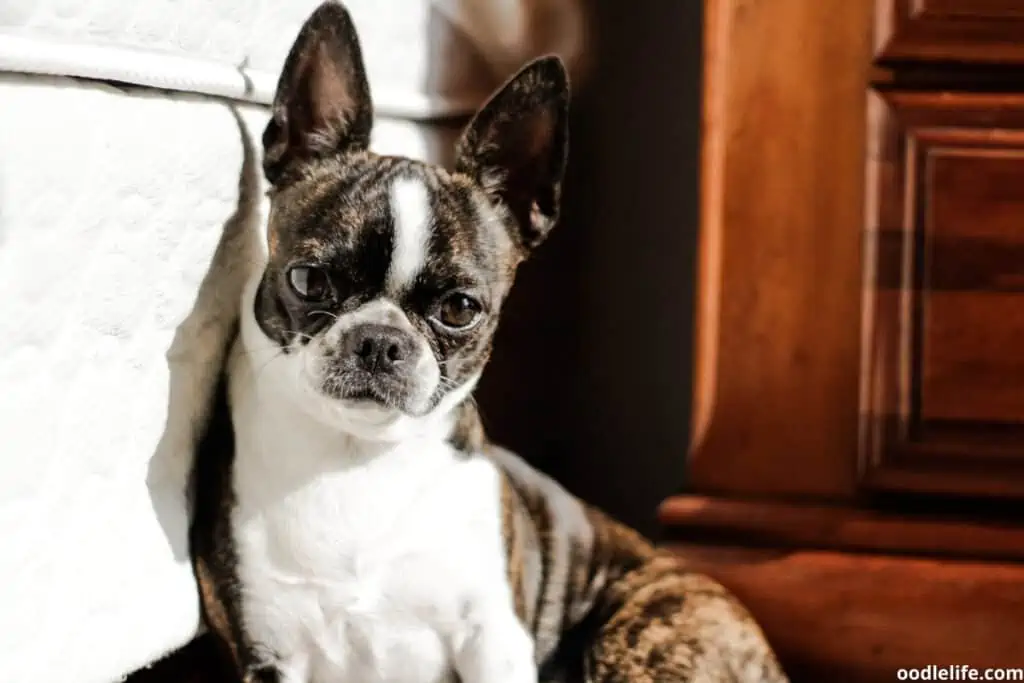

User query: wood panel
[670,544,1024,683]
[690,0,872,499]
[924,0,1024,18]
[659,494,1024,561]
[876,0,1024,64]
[862,90,1024,498]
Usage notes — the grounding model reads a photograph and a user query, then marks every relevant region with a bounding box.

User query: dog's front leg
[452,607,537,683]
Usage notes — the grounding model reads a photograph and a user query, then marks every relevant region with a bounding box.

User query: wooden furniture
[660,1,1024,681]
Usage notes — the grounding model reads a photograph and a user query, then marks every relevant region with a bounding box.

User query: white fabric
[0,0,585,117]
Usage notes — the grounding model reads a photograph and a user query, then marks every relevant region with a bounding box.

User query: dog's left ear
[455,56,569,253]
[262,1,373,185]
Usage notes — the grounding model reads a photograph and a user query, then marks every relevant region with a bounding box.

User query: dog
[189,3,789,682]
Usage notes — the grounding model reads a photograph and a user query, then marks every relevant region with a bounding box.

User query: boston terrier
[189,3,788,682]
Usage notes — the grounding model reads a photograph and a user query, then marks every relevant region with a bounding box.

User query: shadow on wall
[476,0,704,539]
[146,106,263,565]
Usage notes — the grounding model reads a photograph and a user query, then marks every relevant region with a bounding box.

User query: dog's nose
[344,324,415,374]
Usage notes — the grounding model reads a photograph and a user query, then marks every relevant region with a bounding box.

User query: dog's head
[246,1,568,440]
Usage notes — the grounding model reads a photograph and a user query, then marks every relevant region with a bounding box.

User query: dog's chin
[285,371,435,442]
[293,385,410,440]
[327,371,428,415]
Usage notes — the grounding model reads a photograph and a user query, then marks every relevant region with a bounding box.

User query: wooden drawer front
[877,0,1024,64]
[862,91,1024,498]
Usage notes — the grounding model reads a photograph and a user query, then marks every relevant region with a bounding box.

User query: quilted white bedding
[0,1,584,682]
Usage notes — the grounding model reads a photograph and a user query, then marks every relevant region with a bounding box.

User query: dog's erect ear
[455,56,569,252]
[262,1,373,185]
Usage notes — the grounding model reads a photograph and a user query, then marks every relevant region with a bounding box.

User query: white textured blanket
[0,74,266,682]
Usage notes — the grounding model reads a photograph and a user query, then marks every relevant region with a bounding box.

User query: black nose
[344,324,415,374]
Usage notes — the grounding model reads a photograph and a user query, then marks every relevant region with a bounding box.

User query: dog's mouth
[322,371,410,411]
[343,385,395,407]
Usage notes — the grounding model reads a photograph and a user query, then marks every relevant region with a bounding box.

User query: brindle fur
[189,3,788,681]
[189,365,268,681]
[487,426,786,683]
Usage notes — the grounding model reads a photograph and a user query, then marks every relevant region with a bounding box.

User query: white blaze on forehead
[387,176,433,291]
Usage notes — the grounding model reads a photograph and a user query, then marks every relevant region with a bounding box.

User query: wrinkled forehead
[268,156,516,296]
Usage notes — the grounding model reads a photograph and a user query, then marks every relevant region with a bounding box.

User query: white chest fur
[227,339,527,683]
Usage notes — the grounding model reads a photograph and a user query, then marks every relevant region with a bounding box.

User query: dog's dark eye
[287,266,332,302]
[436,293,482,330]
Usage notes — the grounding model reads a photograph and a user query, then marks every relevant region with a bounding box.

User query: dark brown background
[477,0,704,539]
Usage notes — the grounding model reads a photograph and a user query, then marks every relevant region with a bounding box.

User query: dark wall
[476,0,704,538]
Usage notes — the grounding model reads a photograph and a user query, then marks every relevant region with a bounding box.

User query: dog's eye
[436,293,482,330]
[287,266,332,302]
